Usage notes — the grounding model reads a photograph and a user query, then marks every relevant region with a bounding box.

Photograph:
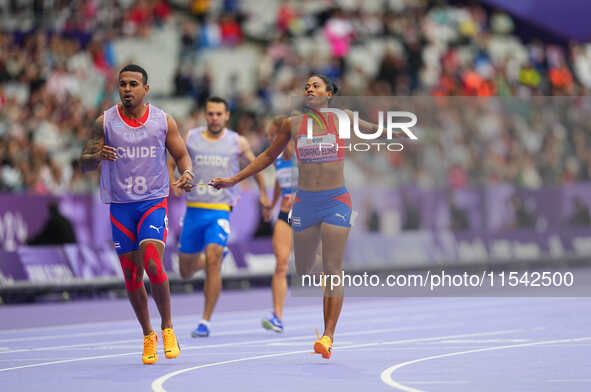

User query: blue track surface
[1,289,590,391]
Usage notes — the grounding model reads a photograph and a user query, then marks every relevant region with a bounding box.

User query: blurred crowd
[0,0,171,193]
[1,0,591,194]
[357,97,591,190]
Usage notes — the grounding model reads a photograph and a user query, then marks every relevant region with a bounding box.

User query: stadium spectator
[27,201,77,245]
[1,0,591,196]
[569,197,591,227]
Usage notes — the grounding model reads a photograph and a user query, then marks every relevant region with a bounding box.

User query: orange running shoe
[162,328,180,359]
[313,329,333,359]
[142,331,158,364]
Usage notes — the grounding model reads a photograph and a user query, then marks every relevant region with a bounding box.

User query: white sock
[200,319,210,327]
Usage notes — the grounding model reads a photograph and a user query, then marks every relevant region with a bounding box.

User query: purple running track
[0,289,590,391]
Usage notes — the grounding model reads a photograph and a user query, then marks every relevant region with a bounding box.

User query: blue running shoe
[262,313,284,333]
[191,323,210,338]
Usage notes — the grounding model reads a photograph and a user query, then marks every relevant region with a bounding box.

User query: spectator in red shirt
[153,0,171,24]
[220,15,242,46]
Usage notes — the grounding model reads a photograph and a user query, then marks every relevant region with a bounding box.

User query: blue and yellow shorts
[178,205,231,254]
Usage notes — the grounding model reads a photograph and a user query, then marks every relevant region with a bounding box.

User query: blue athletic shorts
[178,207,231,254]
[290,187,352,232]
[110,197,168,254]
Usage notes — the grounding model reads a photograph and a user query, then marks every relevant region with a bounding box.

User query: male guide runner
[81,64,193,364]
[171,96,270,337]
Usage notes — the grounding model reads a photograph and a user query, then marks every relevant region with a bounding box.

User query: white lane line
[0,358,65,363]
[546,379,591,383]
[0,308,293,335]
[151,349,311,391]
[0,325,329,354]
[0,300,392,335]
[1,314,449,354]
[151,329,522,392]
[178,325,437,353]
[0,309,437,344]
[0,315,296,343]
[266,341,354,346]
[437,339,530,344]
[0,296,567,347]
[0,295,567,346]
[405,381,470,385]
[0,331,143,344]
[0,323,461,372]
[335,330,523,353]
[10,298,552,355]
[0,296,554,336]
[2,339,140,354]
[380,336,591,391]
[0,352,139,372]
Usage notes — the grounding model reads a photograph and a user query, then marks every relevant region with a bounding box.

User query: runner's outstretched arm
[210,118,291,189]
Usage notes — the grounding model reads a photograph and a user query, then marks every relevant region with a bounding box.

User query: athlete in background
[81,64,193,364]
[261,116,297,333]
[171,96,270,337]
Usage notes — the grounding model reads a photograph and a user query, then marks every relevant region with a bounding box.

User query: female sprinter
[260,116,297,332]
[211,75,378,359]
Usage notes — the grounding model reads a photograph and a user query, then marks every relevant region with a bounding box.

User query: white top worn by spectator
[1,165,22,190]
[573,44,591,89]
[34,119,65,154]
